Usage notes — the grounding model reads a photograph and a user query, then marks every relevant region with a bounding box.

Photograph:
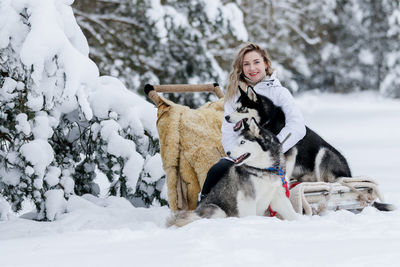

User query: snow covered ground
[1,91,399,267]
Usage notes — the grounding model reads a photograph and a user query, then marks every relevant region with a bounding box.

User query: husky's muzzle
[225,118,248,132]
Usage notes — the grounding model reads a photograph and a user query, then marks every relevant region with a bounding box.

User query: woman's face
[242,51,267,83]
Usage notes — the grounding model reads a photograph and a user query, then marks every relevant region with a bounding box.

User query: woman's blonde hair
[225,43,273,102]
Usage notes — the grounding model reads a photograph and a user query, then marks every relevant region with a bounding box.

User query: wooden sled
[144,84,386,215]
[289,177,386,215]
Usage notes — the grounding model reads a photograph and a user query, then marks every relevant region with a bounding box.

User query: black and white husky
[225,87,395,212]
[225,87,352,183]
[167,119,299,227]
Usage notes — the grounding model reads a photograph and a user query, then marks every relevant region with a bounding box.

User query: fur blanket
[156,96,225,211]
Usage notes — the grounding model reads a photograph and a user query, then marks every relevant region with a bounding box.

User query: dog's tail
[166,210,202,227]
[373,201,396,212]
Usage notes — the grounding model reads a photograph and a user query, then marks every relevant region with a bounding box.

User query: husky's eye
[238,107,246,113]
[240,140,245,144]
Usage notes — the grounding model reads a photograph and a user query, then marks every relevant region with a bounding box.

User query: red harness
[266,166,291,217]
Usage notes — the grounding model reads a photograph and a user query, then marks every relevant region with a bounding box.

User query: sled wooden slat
[144,83,224,106]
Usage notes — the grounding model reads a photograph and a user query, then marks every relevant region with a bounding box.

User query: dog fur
[167,119,299,227]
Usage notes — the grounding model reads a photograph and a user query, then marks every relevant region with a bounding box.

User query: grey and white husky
[225,86,352,183]
[167,119,299,227]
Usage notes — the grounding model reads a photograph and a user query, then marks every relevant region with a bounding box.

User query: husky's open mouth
[233,153,250,164]
[233,120,242,131]
[233,118,248,132]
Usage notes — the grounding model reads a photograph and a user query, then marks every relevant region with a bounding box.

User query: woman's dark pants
[199,158,234,202]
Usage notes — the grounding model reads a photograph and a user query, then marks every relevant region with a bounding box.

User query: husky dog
[225,87,352,183]
[167,119,299,227]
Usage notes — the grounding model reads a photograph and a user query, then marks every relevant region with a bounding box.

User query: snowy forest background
[73,0,400,102]
[1,0,400,221]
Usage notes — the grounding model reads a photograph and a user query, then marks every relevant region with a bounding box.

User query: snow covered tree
[73,0,247,107]
[240,0,400,95]
[72,0,161,93]
[380,0,400,98]
[72,0,400,99]
[0,0,166,220]
[327,0,390,92]
[240,0,337,92]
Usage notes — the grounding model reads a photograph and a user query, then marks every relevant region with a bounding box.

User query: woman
[199,43,306,200]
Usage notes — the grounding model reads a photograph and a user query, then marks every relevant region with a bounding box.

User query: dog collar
[266,165,291,217]
[266,165,290,198]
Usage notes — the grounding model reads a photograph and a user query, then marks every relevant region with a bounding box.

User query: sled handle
[144,83,224,106]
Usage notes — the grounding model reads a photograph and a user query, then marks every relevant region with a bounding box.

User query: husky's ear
[246,86,258,102]
[249,118,261,137]
[238,86,248,98]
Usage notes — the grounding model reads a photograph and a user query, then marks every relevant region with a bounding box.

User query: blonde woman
[200,43,306,200]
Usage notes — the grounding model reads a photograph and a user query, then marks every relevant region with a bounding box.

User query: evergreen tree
[380,0,400,98]
[73,0,247,107]
[330,0,388,92]
[240,0,400,95]
[0,0,165,220]
[73,0,162,93]
[240,0,337,93]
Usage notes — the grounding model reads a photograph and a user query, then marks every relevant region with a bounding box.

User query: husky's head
[225,86,272,132]
[226,118,282,168]
[224,86,260,131]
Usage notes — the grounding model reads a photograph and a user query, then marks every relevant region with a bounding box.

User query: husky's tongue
[234,153,250,164]
[233,120,243,131]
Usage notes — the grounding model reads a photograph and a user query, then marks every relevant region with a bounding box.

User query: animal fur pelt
[156,96,225,211]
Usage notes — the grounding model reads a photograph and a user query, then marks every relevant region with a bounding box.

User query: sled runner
[144,84,388,215]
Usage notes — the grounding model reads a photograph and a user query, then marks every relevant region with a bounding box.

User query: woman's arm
[274,86,306,152]
[255,81,306,153]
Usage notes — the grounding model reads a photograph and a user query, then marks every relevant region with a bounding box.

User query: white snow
[147,0,248,42]
[0,91,399,266]
[60,171,75,195]
[293,54,312,77]
[44,166,61,187]
[143,154,165,184]
[44,189,67,221]
[31,113,54,139]
[0,77,18,100]
[26,92,44,111]
[0,0,29,49]
[222,3,248,41]
[202,0,248,41]
[0,198,10,221]
[358,49,375,65]
[15,113,31,136]
[19,139,54,179]
[0,168,21,186]
[147,0,189,43]
[123,153,145,190]
[320,43,340,62]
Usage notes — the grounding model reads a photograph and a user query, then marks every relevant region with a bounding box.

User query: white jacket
[222,73,306,153]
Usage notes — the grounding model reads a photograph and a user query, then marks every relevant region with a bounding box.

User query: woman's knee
[202,158,233,196]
